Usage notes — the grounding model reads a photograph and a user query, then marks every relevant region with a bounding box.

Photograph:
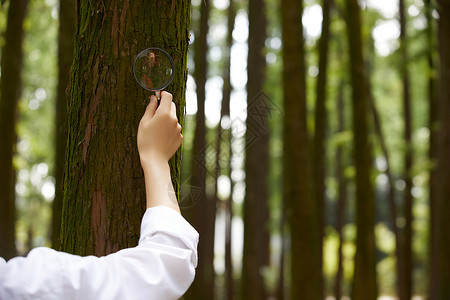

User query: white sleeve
[0,206,199,300]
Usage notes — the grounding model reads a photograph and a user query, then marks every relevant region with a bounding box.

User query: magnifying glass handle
[155,90,161,106]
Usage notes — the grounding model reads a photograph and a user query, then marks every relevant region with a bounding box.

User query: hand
[137,91,183,169]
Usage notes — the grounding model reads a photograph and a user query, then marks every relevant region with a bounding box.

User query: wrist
[141,157,170,177]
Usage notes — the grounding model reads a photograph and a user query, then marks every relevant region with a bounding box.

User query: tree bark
[437,1,450,299]
[242,0,270,297]
[0,0,28,260]
[60,0,190,257]
[52,0,75,250]
[343,0,377,299]
[281,0,321,298]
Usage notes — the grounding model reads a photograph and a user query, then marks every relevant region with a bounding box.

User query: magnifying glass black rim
[133,47,175,92]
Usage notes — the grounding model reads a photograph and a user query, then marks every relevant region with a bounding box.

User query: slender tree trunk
[426,0,439,297]
[334,81,347,300]
[313,0,330,297]
[399,1,413,299]
[183,0,211,298]
[370,81,404,300]
[52,0,75,250]
[344,0,377,299]
[60,0,190,256]
[0,0,28,260]
[437,1,450,299]
[281,0,321,298]
[222,2,236,299]
[242,0,270,297]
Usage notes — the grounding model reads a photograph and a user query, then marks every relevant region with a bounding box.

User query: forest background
[0,0,449,299]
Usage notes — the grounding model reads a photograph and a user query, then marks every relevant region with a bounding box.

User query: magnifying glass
[133,47,175,100]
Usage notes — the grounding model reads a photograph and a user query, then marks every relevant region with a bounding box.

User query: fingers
[158,91,173,113]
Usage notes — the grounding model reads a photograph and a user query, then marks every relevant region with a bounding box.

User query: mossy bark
[52,0,75,250]
[60,0,190,256]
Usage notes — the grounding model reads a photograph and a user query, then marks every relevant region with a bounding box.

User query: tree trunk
[60,0,191,257]
[313,0,330,297]
[334,81,347,300]
[281,0,321,298]
[183,0,211,299]
[437,1,450,299]
[52,0,75,250]
[222,2,236,299]
[242,0,270,297]
[426,0,439,298]
[399,0,413,298]
[343,0,377,299]
[0,0,28,260]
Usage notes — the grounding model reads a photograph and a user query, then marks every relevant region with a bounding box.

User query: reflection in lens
[133,48,174,91]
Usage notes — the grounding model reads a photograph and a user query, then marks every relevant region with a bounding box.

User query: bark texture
[60,0,190,256]
[344,0,377,299]
[0,0,28,260]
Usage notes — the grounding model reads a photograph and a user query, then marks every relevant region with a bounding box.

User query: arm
[0,92,198,300]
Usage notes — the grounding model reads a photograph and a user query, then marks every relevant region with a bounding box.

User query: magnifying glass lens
[133,48,174,91]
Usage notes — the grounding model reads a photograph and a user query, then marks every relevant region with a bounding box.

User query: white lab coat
[0,206,198,300]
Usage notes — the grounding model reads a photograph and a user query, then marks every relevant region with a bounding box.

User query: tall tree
[334,79,347,300]
[281,0,321,298]
[343,0,377,299]
[52,0,75,250]
[183,0,212,298]
[437,0,450,299]
[242,0,270,297]
[221,1,236,298]
[60,0,191,256]
[0,0,28,260]
[425,0,439,297]
[313,0,331,296]
[399,0,413,298]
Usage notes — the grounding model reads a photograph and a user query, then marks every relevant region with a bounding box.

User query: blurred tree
[183,0,211,299]
[0,0,28,260]
[426,0,439,297]
[437,0,450,299]
[343,0,377,299]
[281,0,321,298]
[52,0,75,250]
[399,1,413,299]
[242,0,270,297]
[312,0,331,297]
[220,1,236,299]
[60,0,190,256]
